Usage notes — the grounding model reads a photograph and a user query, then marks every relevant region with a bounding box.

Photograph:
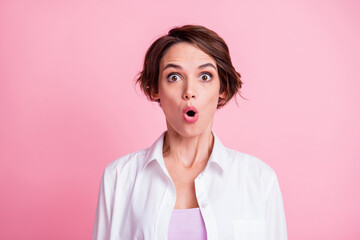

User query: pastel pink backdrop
[1,0,359,239]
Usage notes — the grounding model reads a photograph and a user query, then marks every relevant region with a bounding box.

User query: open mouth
[183,106,199,123]
[186,110,196,117]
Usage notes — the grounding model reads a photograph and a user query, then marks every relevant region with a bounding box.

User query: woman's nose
[182,80,196,100]
[184,93,196,99]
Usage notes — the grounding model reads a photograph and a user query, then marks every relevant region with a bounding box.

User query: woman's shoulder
[101,132,166,182]
[102,147,149,182]
[225,147,277,180]
[213,133,276,180]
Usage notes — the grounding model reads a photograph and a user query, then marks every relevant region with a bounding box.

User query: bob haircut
[136,24,242,108]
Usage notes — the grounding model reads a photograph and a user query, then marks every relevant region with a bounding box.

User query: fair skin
[152,42,226,209]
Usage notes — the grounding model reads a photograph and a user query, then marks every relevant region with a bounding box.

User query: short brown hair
[136,24,242,108]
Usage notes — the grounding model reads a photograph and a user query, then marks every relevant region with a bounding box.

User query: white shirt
[92,131,288,240]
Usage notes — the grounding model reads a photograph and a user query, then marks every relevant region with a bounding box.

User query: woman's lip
[183,106,199,123]
[183,106,198,114]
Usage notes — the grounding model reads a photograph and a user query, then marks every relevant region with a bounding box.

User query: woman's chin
[167,124,212,139]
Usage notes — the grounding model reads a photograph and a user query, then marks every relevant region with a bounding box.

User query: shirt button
[201,202,208,208]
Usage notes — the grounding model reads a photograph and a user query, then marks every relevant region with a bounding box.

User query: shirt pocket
[232,218,266,240]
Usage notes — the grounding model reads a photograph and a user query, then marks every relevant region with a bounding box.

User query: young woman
[92,25,287,240]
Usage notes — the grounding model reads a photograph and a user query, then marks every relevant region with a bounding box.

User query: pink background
[1,0,359,239]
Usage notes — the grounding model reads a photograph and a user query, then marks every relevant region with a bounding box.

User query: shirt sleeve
[92,168,114,240]
[265,171,288,240]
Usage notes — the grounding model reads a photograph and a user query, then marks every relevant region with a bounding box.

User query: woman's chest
[112,163,268,239]
[165,162,206,209]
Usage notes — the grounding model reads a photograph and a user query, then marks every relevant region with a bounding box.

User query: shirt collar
[141,131,228,173]
[141,131,167,173]
[209,131,228,172]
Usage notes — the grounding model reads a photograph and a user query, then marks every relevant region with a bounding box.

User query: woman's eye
[167,73,181,82]
[200,73,212,81]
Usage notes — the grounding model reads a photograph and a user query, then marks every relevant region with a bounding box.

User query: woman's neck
[162,127,214,169]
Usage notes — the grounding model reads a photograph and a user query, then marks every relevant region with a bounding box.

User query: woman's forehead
[160,42,216,68]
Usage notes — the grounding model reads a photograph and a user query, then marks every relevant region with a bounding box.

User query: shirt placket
[154,180,176,240]
[195,173,218,240]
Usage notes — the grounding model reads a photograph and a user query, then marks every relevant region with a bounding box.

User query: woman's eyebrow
[163,63,182,71]
[198,63,216,70]
[162,63,216,71]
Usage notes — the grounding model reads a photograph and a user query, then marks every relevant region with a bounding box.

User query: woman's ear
[219,90,226,100]
[151,90,160,101]
[151,90,161,107]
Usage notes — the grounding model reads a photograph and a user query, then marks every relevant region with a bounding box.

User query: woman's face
[154,42,225,138]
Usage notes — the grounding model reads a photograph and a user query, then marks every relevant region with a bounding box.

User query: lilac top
[168,207,207,240]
